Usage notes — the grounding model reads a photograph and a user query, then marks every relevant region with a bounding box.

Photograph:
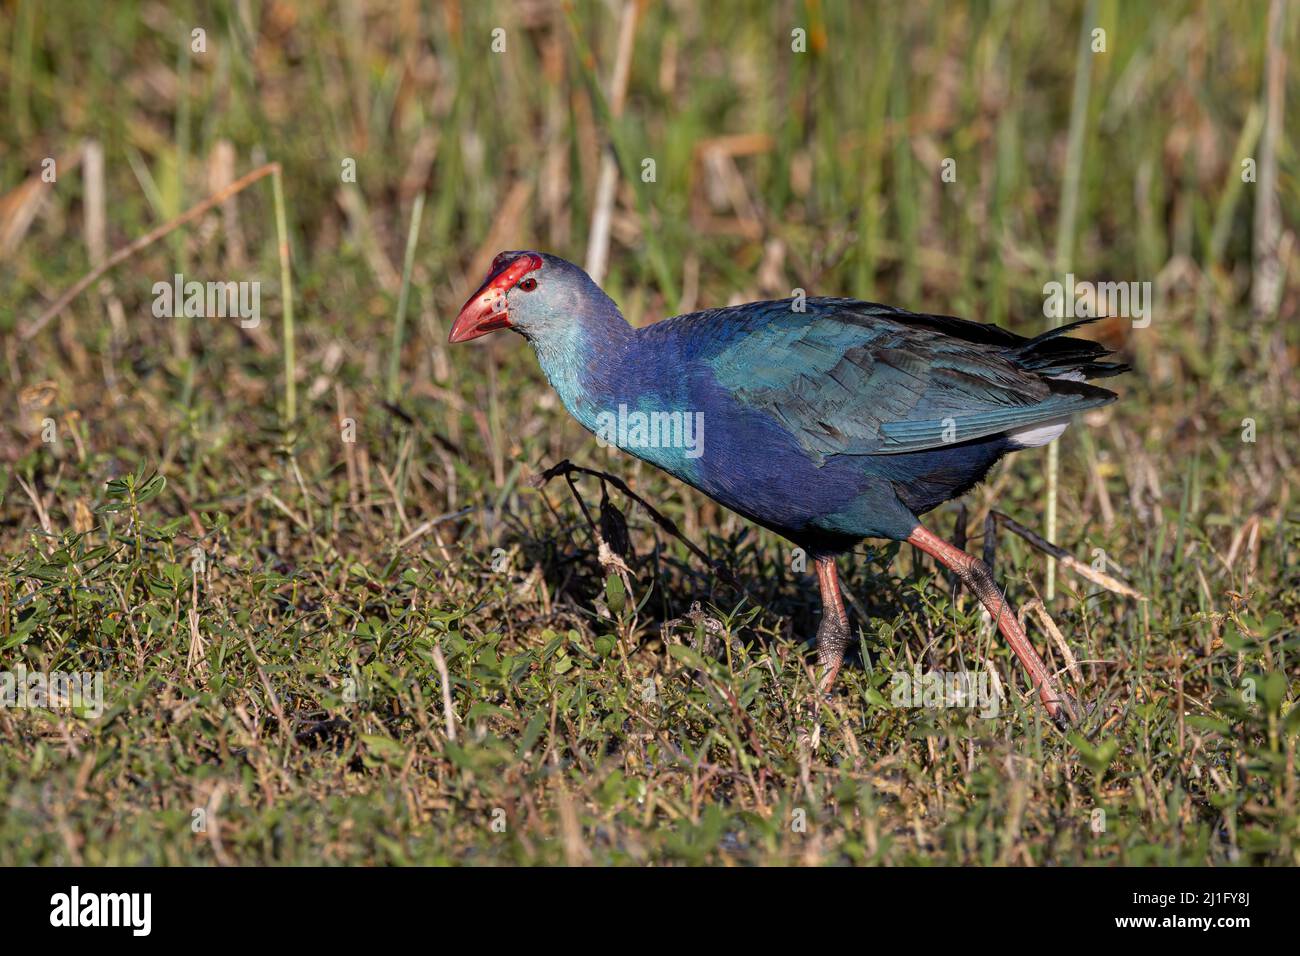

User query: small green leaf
[864,686,889,709]
[1069,733,1120,778]
[1258,671,1286,714]
[668,644,708,670]
[605,573,626,615]
[359,734,405,764]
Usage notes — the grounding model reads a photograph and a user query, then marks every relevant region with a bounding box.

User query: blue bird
[450,251,1127,724]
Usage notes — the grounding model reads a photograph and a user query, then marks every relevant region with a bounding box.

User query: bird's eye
[519,277,538,292]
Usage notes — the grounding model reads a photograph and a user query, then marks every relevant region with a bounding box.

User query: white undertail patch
[1008,416,1071,448]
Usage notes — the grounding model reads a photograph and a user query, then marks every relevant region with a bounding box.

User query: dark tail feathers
[1015,317,1129,380]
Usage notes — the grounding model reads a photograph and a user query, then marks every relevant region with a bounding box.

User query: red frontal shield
[449,253,543,342]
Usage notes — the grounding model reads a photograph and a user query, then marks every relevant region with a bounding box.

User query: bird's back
[622,296,1126,543]
[641,296,1125,459]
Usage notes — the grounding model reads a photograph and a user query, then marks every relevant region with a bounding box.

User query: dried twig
[431,643,458,742]
[1045,0,1099,600]
[992,511,1146,600]
[1021,597,1084,684]
[21,162,283,341]
[530,459,740,588]
[982,509,997,575]
[395,506,476,549]
[1251,0,1287,318]
[14,475,52,536]
[583,0,639,285]
[950,502,968,597]
[270,165,296,423]
[0,145,83,256]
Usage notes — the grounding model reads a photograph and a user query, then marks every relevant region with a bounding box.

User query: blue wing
[649,298,1123,463]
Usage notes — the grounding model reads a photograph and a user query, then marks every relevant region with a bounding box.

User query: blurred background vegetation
[0,0,1296,865]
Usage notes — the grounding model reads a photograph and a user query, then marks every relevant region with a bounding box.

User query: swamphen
[450,251,1127,724]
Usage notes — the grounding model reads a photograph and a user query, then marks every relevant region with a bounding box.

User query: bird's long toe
[1049,690,1095,729]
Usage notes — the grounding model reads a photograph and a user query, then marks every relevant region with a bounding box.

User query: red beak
[449,253,543,343]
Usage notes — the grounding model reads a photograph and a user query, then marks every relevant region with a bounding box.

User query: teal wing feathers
[658,298,1122,462]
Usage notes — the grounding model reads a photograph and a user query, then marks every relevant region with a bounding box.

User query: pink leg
[814,556,850,693]
[906,524,1077,725]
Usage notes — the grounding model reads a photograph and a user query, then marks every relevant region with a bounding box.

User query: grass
[0,0,1297,865]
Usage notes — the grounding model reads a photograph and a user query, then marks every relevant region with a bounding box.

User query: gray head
[448,251,621,345]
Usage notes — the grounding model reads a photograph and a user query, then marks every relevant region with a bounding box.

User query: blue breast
[536,309,1011,550]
